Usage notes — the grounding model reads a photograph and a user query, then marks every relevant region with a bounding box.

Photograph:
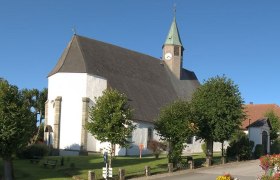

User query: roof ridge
[47,36,74,77]
[74,35,88,72]
[76,34,161,62]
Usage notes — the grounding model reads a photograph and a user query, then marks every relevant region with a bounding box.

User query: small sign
[102,167,113,178]
[108,168,113,177]
[102,167,107,178]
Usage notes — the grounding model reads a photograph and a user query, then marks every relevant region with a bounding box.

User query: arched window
[147,128,153,142]
[262,131,268,154]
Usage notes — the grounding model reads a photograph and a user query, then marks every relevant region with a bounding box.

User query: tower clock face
[165,52,172,60]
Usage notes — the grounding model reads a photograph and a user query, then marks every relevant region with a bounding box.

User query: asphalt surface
[133,160,263,180]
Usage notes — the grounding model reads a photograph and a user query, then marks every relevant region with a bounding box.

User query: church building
[44,17,200,156]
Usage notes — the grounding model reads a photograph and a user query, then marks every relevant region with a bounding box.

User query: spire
[164,16,183,46]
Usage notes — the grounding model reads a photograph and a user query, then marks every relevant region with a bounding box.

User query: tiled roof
[242,104,280,129]
[48,35,200,123]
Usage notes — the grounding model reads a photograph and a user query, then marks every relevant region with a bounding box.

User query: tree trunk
[4,157,14,180]
[205,139,213,167]
[32,111,42,144]
[168,141,173,163]
[221,141,224,157]
[109,143,115,168]
[206,139,213,158]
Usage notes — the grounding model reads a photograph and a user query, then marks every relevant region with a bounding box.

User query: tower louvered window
[174,46,180,56]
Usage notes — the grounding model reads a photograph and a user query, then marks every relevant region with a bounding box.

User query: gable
[48,36,86,76]
[247,117,272,130]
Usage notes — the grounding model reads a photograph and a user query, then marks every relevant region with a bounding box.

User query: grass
[0,153,224,180]
[0,155,168,180]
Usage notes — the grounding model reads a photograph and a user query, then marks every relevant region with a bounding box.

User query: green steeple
[164,17,183,46]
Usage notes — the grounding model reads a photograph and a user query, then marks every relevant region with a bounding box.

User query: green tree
[226,130,254,160]
[190,76,245,161]
[0,79,36,180]
[265,110,280,141]
[155,100,197,165]
[86,89,135,167]
[22,88,48,142]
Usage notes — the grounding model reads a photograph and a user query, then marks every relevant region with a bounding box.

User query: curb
[130,160,259,179]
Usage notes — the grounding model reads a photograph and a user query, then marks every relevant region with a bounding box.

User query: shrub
[254,144,264,159]
[271,139,280,154]
[147,140,166,158]
[226,131,254,160]
[17,143,49,159]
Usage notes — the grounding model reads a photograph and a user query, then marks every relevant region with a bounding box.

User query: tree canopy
[190,75,245,158]
[22,88,48,142]
[265,110,280,141]
[0,79,36,179]
[86,89,135,166]
[155,100,197,164]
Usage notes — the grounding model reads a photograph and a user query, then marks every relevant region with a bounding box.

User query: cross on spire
[173,3,177,17]
[72,26,77,35]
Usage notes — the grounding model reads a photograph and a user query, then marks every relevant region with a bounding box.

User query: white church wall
[85,74,107,152]
[124,121,160,156]
[183,137,228,155]
[48,73,107,154]
[88,120,158,156]
[48,73,87,151]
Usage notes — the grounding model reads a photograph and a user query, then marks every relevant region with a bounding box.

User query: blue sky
[0,1,279,105]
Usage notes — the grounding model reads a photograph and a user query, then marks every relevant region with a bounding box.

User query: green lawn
[0,153,224,180]
[0,155,168,180]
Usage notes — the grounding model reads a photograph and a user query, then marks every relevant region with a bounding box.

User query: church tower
[162,16,184,79]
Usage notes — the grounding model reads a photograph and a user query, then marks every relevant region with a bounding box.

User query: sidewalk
[131,160,262,180]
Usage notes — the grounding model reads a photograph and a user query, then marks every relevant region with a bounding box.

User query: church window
[147,128,153,142]
[174,46,180,56]
[187,136,195,144]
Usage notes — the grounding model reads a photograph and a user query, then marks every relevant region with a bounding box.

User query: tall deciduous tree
[86,89,135,167]
[155,100,197,165]
[0,79,35,180]
[22,88,48,143]
[191,76,245,161]
[265,110,280,141]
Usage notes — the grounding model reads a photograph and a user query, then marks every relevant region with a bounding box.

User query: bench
[178,156,194,169]
[43,159,57,168]
[30,156,42,164]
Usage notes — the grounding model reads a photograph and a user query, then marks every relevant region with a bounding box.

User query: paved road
[134,160,263,180]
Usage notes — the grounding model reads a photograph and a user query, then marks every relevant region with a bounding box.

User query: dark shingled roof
[246,117,272,130]
[49,35,200,123]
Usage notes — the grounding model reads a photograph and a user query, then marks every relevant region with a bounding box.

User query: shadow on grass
[12,158,82,180]
[1,154,239,180]
[112,156,164,168]
[0,156,99,180]
[194,157,222,168]
[111,156,168,179]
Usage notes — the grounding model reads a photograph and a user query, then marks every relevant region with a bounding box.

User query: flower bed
[259,154,280,179]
